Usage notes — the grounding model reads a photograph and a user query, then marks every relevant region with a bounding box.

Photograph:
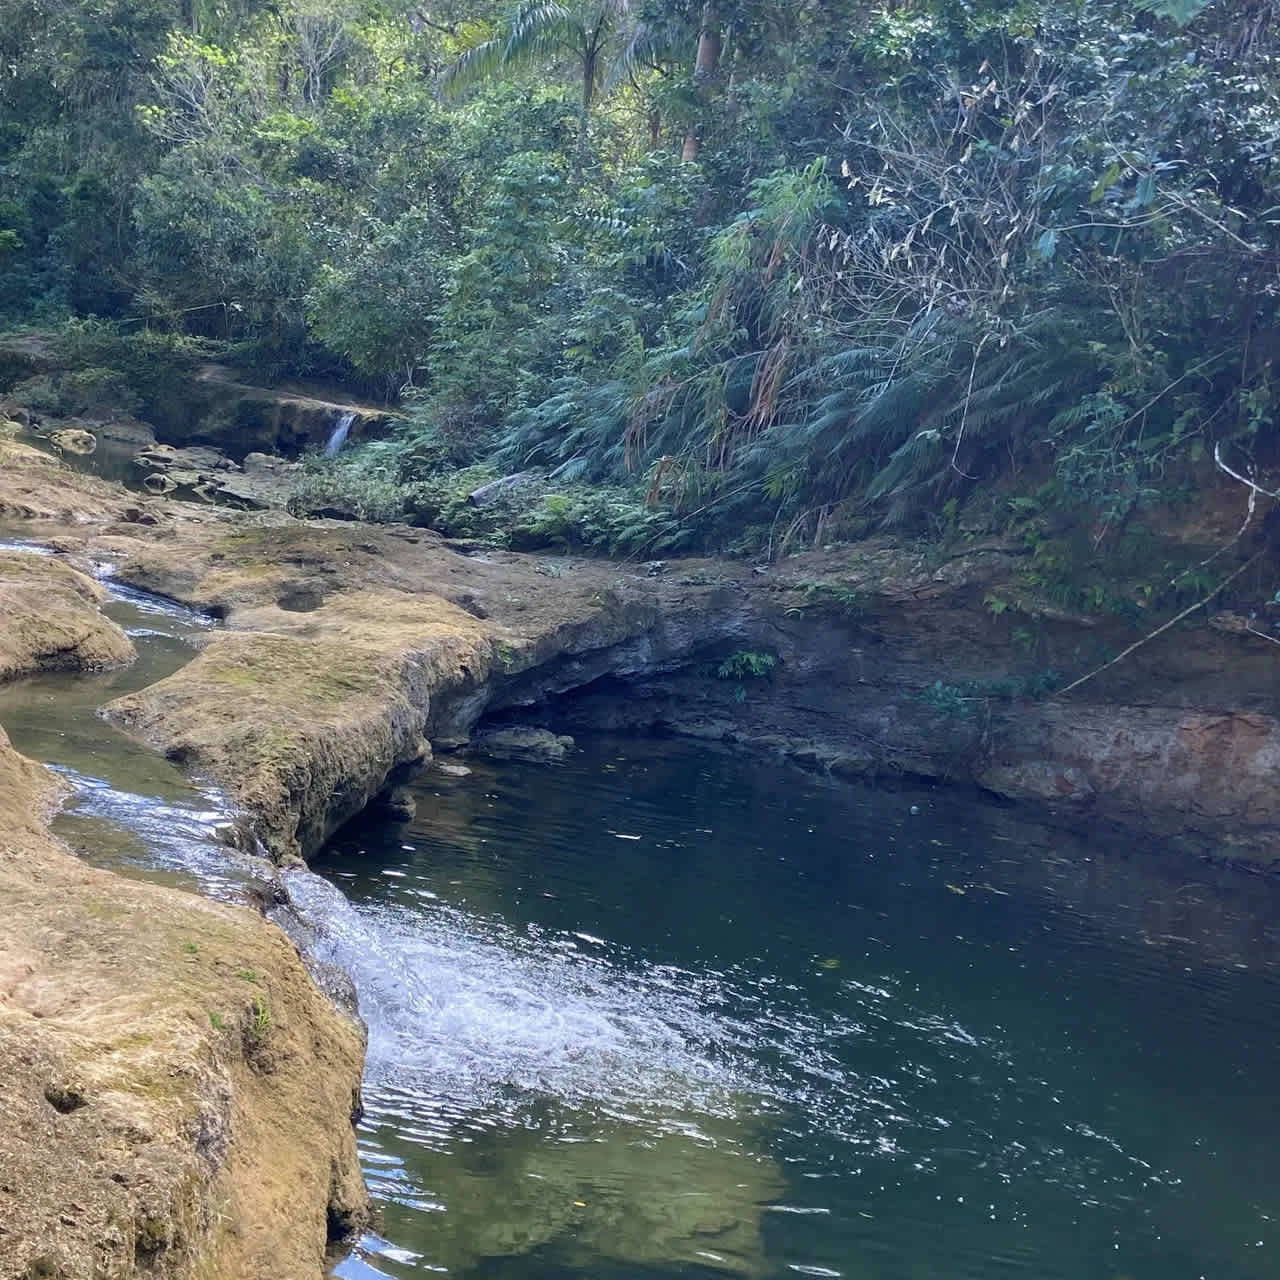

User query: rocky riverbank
[0,561,367,1280]
[1,413,1278,1277]
[2,438,1278,865]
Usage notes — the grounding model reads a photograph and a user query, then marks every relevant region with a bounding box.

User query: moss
[0,552,135,681]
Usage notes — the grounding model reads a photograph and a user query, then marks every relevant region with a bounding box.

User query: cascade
[325,410,357,458]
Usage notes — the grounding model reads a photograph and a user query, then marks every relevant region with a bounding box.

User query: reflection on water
[317,741,1280,1280]
[15,427,149,488]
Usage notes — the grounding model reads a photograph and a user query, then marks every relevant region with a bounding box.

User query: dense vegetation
[2,0,1279,573]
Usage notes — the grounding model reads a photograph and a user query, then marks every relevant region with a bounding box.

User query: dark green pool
[314,739,1280,1280]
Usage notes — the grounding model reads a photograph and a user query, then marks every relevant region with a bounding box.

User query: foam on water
[50,765,263,896]
[282,859,1173,1219]
[281,868,748,1127]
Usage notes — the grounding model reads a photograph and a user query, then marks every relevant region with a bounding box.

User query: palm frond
[441,2,576,97]
[601,20,669,95]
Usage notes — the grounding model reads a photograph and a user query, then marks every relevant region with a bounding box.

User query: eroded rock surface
[1,439,1278,863]
[0,550,135,681]
[0,726,369,1279]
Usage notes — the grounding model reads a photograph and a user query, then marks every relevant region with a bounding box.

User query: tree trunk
[577,44,597,166]
[681,2,721,164]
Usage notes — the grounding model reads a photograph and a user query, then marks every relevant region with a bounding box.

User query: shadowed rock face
[0,725,370,1280]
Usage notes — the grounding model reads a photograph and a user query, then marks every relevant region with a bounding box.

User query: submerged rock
[392,1112,783,1275]
[371,784,417,821]
[473,725,575,763]
[434,760,473,778]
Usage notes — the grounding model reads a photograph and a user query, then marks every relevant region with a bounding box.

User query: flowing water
[0,544,261,896]
[3,541,1280,1280]
[315,745,1280,1280]
[326,410,357,458]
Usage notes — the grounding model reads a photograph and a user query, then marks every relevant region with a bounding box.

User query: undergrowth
[286,440,693,556]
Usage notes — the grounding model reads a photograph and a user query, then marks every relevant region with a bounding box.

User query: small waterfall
[324,410,357,459]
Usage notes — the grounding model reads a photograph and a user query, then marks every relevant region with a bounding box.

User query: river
[1,548,1277,1280]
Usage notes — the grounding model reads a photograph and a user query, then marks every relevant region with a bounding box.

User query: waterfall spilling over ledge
[324,410,357,459]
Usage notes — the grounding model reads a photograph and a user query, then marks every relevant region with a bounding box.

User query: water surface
[0,558,259,895]
[315,741,1280,1280]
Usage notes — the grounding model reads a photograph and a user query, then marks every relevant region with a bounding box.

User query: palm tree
[442,1,659,154]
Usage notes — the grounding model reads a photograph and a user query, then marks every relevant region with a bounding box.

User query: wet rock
[473,726,575,763]
[397,1113,783,1275]
[0,552,135,681]
[371,785,416,821]
[47,428,96,456]
[187,364,393,457]
[434,760,473,778]
[93,416,156,447]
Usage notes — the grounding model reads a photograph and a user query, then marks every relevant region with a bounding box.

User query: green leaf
[1089,163,1123,205]
[1134,0,1212,26]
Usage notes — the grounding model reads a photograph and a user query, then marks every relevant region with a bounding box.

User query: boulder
[135,443,233,474]
[48,427,97,456]
[243,451,288,473]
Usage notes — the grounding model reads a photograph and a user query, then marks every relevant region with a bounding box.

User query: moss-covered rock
[0,726,369,1279]
[0,551,136,682]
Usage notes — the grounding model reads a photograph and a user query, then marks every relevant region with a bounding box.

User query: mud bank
[2,442,1277,864]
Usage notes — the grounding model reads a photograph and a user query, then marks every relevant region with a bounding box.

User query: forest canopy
[2,0,1278,553]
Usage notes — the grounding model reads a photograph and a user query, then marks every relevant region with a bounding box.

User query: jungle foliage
[2,0,1279,555]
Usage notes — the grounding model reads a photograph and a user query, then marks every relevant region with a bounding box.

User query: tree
[441,1,651,153]
[679,1,719,163]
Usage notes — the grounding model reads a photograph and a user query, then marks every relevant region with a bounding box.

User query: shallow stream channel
[2,540,1280,1280]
